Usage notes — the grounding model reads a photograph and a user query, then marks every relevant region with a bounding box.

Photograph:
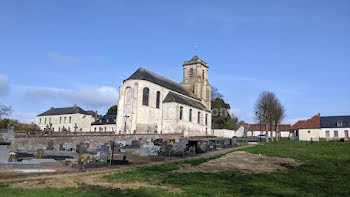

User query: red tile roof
[244,124,291,131]
[290,115,320,130]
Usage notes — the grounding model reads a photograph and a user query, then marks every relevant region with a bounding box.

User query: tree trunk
[270,123,274,142]
[275,124,279,141]
[265,123,269,142]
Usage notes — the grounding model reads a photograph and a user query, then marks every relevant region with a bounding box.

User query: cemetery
[0,127,241,178]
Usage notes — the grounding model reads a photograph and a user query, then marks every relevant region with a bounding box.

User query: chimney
[94,111,98,121]
[318,113,320,117]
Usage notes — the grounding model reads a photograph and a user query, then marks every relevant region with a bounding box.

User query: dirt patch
[9,171,184,194]
[177,151,299,174]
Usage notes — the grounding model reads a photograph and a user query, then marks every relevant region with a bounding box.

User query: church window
[39,118,41,124]
[189,109,192,122]
[198,112,201,124]
[202,70,205,79]
[205,114,208,125]
[105,127,107,131]
[69,116,72,123]
[45,118,47,125]
[49,118,51,124]
[156,91,160,108]
[59,117,62,124]
[64,117,66,124]
[94,128,97,132]
[180,106,183,120]
[189,68,194,78]
[142,87,149,106]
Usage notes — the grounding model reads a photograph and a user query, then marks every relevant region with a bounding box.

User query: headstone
[36,149,44,158]
[47,140,54,150]
[0,145,10,163]
[131,140,140,148]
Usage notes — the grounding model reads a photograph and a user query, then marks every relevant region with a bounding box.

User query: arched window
[202,70,205,79]
[45,118,47,124]
[142,87,149,106]
[189,68,194,78]
[59,117,62,124]
[180,106,183,120]
[205,114,208,125]
[94,127,97,132]
[197,112,201,124]
[156,91,160,108]
[39,118,41,124]
[69,117,72,123]
[189,109,192,122]
[64,117,66,124]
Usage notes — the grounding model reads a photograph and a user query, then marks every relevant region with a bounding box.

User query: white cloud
[10,112,37,124]
[0,74,10,97]
[19,85,118,108]
[48,52,80,66]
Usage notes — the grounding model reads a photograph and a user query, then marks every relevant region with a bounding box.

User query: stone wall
[12,133,184,150]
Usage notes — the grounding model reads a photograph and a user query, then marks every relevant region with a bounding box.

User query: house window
[64,117,66,124]
[205,114,208,126]
[39,118,41,124]
[189,109,192,122]
[142,87,149,106]
[202,70,205,79]
[59,117,62,124]
[156,91,160,109]
[325,130,330,137]
[106,119,109,123]
[334,130,338,137]
[179,106,183,120]
[345,130,349,138]
[198,112,201,124]
[336,121,342,127]
[69,116,72,123]
[189,68,193,78]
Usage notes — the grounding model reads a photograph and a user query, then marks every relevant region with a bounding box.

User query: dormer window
[336,120,342,127]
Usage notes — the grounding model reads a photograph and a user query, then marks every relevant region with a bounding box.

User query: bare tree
[254,91,277,142]
[272,100,286,141]
[0,104,12,120]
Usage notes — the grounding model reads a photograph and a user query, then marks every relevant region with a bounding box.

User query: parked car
[256,134,271,141]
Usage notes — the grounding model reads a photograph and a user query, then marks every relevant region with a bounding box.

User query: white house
[116,56,212,136]
[91,114,117,132]
[37,105,96,132]
[290,114,350,141]
[237,124,291,138]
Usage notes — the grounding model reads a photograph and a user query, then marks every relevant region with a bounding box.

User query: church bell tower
[182,56,211,109]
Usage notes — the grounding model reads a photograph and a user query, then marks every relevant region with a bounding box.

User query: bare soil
[177,151,299,174]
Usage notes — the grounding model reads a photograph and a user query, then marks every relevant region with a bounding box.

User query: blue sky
[0,0,349,124]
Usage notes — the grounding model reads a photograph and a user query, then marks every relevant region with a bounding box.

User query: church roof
[163,91,209,111]
[183,55,208,68]
[38,105,93,116]
[126,67,195,98]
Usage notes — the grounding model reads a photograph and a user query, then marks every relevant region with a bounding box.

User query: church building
[116,56,212,136]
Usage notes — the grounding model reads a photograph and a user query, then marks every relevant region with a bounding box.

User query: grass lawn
[1,140,349,196]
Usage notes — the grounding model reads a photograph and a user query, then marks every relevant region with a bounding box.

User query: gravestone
[0,145,10,163]
[131,140,140,148]
[47,140,54,150]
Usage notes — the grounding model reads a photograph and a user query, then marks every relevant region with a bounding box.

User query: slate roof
[183,55,208,68]
[126,68,194,98]
[38,106,93,116]
[320,116,350,128]
[91,114,117,125]
[163,91,209,111]
[290,115,320,130]
[245,124,291,131]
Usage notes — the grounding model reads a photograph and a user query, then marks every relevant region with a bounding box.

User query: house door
[345,130,349,139]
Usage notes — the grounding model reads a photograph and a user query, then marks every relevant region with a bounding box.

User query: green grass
[1,140,350,196]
